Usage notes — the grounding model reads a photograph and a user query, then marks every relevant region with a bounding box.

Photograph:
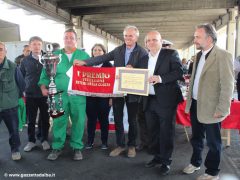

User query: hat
[162,39,173,46]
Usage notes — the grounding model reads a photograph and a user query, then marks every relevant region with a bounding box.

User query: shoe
[159,164,170,176]
[183,164,200,174]
[109,147,125,157]
[136,144,147,151]
[145,158,161,168]
[197,173,219,180]
[47,149,62,161]
[73,149,83,161]
[42,141,50,151]
[85,143,93,149]
[12,152,21,161]
[101,144,108,150]
[24,142,36,152]
[127,147,136,158]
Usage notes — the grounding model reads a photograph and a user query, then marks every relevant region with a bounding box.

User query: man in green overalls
[39,29,89,161]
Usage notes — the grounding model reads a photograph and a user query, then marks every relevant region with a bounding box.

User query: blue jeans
[190,99,221,176]
[0,107,21,152]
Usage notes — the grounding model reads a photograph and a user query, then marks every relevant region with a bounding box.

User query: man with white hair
[74,25,147,158]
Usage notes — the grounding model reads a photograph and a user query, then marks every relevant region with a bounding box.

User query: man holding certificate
[74,25,147,158]
[137,31,183,175]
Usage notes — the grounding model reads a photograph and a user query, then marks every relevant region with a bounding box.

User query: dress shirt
[192,46,213,100]
[148,50,161,95]
[125,44,135,65]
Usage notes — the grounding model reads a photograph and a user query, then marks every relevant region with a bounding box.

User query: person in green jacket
[18,97,26,131]
[39,29,90,161]
[14,45,30,131]
[0,41,22,160]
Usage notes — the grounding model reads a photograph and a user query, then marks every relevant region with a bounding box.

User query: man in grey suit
[74,25,147,158]
[183,24,234,180]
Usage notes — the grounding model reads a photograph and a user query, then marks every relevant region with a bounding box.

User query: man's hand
[40,85,49,96]
[126,65,133,68]
[149,75,161,85]
[73,60,87,66]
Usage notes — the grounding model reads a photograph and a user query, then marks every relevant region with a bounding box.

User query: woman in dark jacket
[85,44,112,150]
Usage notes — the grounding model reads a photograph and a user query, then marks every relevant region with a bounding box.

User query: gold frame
[117,67,149,96]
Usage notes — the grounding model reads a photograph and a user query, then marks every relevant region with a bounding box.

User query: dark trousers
[190,99,221,176]
[112,97,138,147]
[26,97,49,143]
[0,107,21,152]
[137,101,149,147]
[145,96,176,165]
[237,81,240,101]
[86,97,110,145]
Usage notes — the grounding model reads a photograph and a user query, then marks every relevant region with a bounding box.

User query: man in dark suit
[74,25,147,158]
[137,31,183,175]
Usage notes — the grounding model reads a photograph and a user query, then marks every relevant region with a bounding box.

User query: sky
[0,0,65,46]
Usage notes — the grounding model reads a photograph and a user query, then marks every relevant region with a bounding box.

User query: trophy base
[49,90,64,96]
[50,110,65,119]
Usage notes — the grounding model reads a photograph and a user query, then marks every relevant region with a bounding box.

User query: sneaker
[85,143,93,149]
[12,152,21,161]
[109,147,126,157]
[101,144,108,150]
[183,164,200,174]
[127,147,136,158]
[145,158,161,168]
[47,149,62,161]
[24,142,36,152]
[159,164,170,176]
[42,141,51,151]
[73,149,83,161]
[197,173,219,180]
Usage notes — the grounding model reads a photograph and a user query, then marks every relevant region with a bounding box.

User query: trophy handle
[38,55,45,65]
[46,44,53,52]
[59,54,62,64]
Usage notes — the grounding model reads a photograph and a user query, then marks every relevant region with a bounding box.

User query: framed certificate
[117,67,149,96]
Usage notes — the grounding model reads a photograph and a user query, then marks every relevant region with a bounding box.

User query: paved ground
[0,123,239,180]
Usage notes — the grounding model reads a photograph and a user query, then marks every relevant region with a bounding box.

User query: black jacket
[85,43,148,102]
[20,52,44,98]
[137,48,183,110]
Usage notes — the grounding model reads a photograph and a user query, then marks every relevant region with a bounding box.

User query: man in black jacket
[15,45,30,66]
[137,31,183,175]
[74,25,147,158]
[20,36,50,152]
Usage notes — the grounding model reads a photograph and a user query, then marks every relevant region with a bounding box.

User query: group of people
[0,23,234,180]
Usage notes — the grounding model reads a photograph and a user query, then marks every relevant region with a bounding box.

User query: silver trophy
[39,44,64,118]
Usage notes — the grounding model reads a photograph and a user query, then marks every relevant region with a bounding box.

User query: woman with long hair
[85,44,112,150]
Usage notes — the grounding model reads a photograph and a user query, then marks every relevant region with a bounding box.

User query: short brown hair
[29,36,43,44]
[64,29,77,40]
[196,24,217,44]
[91,44,107,57]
